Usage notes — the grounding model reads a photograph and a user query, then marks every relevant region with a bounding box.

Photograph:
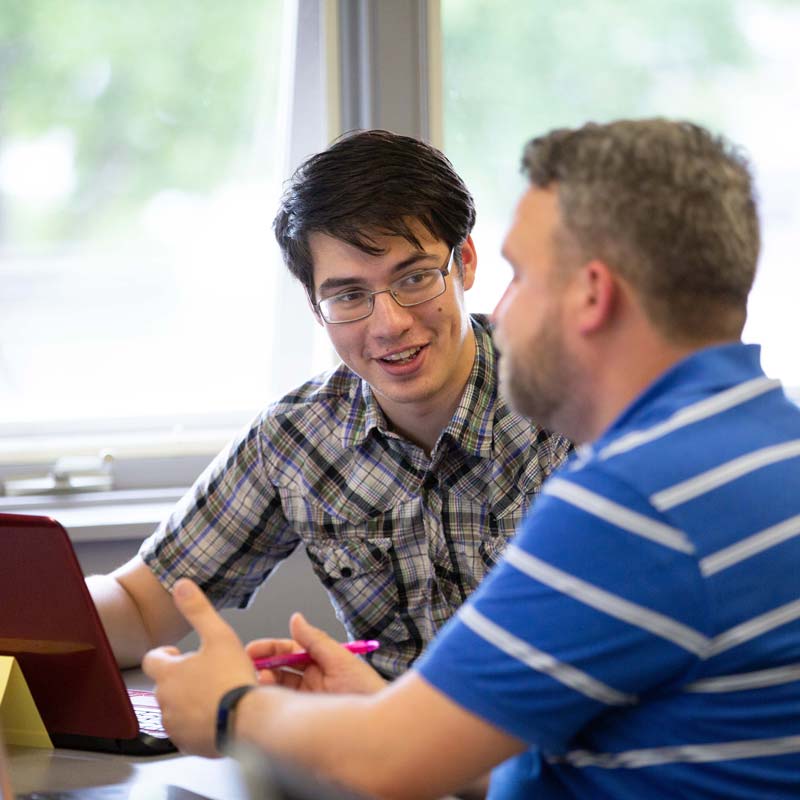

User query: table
[6,672,465,800]
[6,671,249,799]
[7,744,247,799]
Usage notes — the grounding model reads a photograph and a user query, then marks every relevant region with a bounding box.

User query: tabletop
[5,670,249,800]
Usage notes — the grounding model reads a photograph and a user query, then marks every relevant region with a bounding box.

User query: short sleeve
[140,415,300,608]
[415,467,709,753]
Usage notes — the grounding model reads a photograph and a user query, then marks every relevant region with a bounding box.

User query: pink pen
[252,639,380,670]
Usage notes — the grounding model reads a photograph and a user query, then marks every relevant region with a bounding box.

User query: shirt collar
[436,316,497,458]
[586,341,769,461]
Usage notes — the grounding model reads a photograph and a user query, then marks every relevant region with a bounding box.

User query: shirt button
[340,567,353,578]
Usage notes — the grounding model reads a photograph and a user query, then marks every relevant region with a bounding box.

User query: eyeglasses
[315,249,453,324]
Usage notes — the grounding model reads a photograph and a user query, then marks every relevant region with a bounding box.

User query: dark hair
[522,119,760,341]
[273,130,476,297]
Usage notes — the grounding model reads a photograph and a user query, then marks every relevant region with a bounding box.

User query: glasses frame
[315,249,454,324]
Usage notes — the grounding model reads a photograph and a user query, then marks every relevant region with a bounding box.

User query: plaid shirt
[141,315,572,678]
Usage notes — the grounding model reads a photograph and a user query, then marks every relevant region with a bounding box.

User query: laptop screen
[0,513,139,741]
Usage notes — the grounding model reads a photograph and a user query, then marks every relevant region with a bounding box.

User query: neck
[388,409,453,455]
[380,328,477,455]
[570,330,726,446]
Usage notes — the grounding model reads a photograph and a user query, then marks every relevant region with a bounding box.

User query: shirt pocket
[303,536,407,640]
[305,536,393,583]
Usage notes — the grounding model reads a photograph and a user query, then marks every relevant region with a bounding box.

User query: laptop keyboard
[128,689,169,739]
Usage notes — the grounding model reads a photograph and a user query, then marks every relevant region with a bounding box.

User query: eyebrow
[316,251,443,295]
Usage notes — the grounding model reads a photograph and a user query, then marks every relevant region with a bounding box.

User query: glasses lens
[319,263,448,323]
[320,291,371,323]
[393,269,446,306]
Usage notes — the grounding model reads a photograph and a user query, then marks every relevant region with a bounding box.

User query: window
[442,0,800,391]
[0,0,334,488]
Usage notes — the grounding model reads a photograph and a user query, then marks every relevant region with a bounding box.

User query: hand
[142,578,257,757]
[246,613,388,695]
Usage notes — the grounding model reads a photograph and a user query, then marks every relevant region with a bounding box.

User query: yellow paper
[0,656,52,748]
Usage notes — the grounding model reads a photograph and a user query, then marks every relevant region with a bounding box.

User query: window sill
[0,426,236,467]
[0,488,184,543]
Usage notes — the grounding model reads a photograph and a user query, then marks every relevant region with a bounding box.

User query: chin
[505,379,552,429]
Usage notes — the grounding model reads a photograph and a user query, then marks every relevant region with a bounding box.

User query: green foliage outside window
[442,0,784,216]
[0,0,283,244]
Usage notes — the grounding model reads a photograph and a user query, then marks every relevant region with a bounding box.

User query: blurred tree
[442,0,766,217]
[0,0,282,244]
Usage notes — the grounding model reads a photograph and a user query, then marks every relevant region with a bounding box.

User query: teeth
[382,346,422,362]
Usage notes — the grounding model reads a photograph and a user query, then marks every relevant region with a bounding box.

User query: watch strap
[215,684,256,753]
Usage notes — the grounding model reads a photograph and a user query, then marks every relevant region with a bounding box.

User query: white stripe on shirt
[550,735,800,769]
[700,513,800,576]
[599,377,780,461]
[504,545,710,656]
[684,663,800,693]
[651,439,800,511]
[545,478,694,554]
[459,605,636,706]
[709,597,800,656]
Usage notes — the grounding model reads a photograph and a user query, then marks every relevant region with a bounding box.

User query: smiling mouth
[379,345,424,364]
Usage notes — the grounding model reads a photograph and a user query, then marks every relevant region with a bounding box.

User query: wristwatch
[215,684,257,753]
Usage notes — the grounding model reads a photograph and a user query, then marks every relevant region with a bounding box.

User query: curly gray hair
[523,119,760,341]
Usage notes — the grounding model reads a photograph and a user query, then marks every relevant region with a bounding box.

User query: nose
[368,289,414,336]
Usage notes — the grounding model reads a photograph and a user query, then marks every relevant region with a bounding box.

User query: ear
[458,235,478,291]
[574,259,617,335]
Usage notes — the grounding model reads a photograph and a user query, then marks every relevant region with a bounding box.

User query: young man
[88,130,571,677]
[144,119,800,799]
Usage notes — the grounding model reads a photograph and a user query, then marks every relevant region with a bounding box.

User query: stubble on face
[496,186,581,437]
[500,301,574,431]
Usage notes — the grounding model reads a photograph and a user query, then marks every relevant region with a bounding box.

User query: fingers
[142,644,180,680]
[245,636,305,689]
[244,637,298,660]
[288,612,346,668]
[256,667,303,690]
[171,579,232,640]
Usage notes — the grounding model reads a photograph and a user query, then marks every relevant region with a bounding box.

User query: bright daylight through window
[443,0,800,392]
[3,0,798,491]
[0,0,291,444]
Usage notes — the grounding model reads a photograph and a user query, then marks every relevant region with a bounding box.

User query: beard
[499,309,577,436]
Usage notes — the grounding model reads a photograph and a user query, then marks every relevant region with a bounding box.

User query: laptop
[0,513,174,756]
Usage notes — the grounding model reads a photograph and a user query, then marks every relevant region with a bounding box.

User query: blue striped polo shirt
[417,342,800,799]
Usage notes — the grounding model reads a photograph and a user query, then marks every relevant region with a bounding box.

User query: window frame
[0,0,443,507]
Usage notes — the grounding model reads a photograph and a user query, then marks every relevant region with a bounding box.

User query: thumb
[172,578,236,645]
[289,612,345,666]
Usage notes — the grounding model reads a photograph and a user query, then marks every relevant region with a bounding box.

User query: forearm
[141,580,523,796]
[232,674,519,800]
[86,573,154,667]
[87,556,189,667]
[234,688,422,800]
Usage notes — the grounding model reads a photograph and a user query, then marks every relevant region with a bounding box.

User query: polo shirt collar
[584,342,770,465]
